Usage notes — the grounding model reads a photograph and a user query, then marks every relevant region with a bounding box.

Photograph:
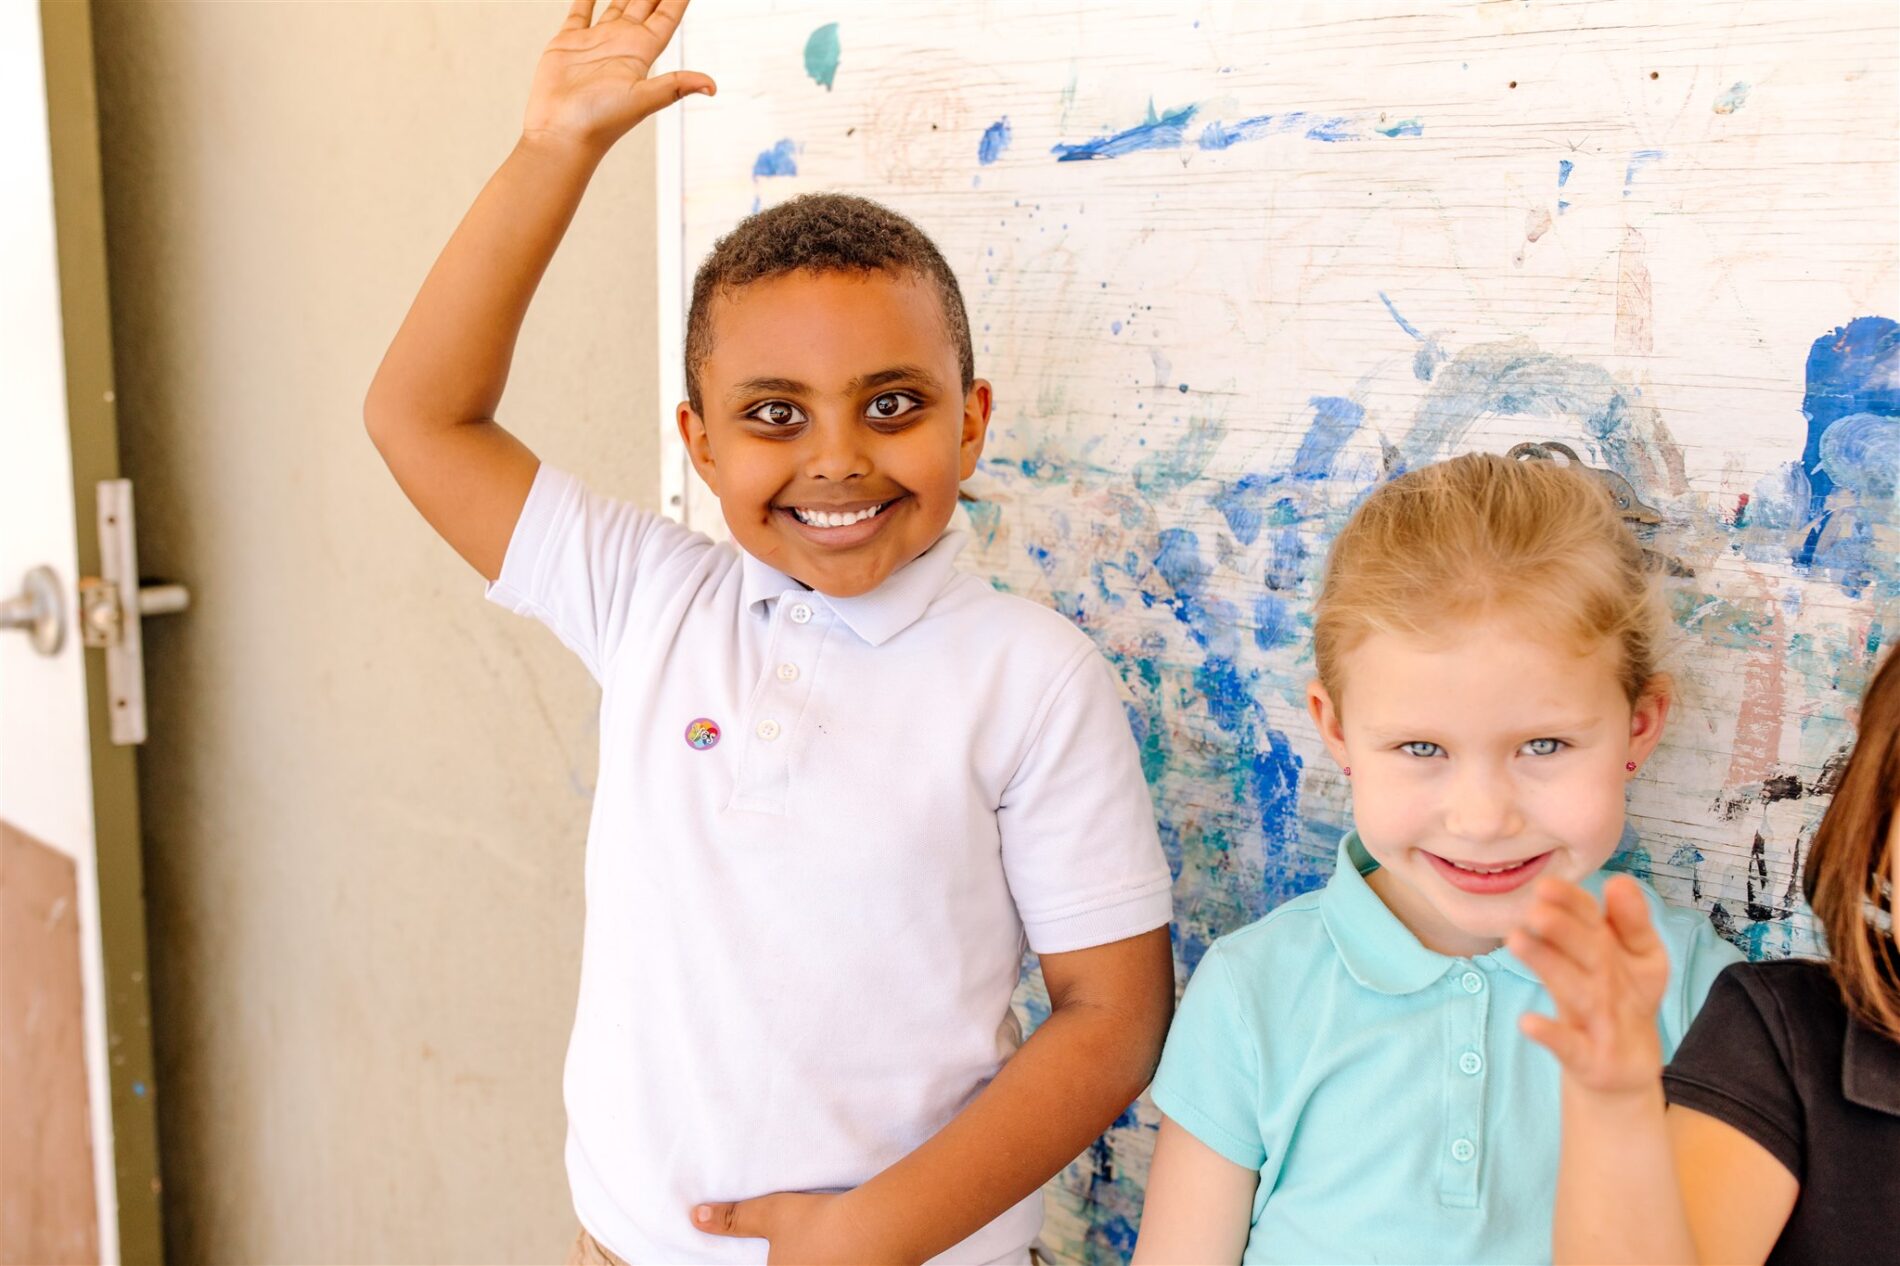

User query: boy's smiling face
[679,268,990,598]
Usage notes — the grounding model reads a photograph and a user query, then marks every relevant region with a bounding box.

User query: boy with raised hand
[363,3,1175,1263]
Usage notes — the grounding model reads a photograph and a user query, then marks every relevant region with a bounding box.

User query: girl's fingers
[1520,1011,1587,1068]
[1506,929,1597,1011]
[1603,876,1663,955]
[599,0,635,20]
[1519,889,1607,970]
[562,0,596,31]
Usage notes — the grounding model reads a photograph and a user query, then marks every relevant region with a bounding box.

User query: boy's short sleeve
[996,645,1173,954]
[485,463,708,682]
[1151,944,1268,1170]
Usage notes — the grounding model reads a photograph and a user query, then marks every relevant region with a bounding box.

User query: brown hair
[1313,452,1664,706]
[1804,646,1900,1041]
[683,193,974,415]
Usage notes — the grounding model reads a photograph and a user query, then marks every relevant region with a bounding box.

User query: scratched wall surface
[676,2,1899,1260]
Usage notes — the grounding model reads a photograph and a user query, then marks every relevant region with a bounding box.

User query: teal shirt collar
[1319,832,1605,994]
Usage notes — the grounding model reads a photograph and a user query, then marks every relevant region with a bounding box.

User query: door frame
[39,2,163,1259]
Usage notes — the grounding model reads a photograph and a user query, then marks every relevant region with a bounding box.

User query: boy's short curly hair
[684,193,974,414]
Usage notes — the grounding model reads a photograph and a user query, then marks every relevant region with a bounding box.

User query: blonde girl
[1134,452,1742,1265]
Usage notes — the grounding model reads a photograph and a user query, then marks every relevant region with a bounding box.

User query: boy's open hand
[523,0,714,157]
[692,1190,905,1266]
[1508,875,1671,1096]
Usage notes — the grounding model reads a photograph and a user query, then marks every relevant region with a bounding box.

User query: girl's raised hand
[1509,876,1672,1095]
[523,0,715,157]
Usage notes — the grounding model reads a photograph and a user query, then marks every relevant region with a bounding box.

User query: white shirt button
[776,663,799,682]
[1459,1051,1483,1076]
[1451,1137,1476,1163]
[1460,971,1484,994]
[756,719,781,741]
[789,603,813,625]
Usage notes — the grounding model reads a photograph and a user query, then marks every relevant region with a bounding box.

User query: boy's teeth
[793,503,884,528]
[1449,859,1520,875]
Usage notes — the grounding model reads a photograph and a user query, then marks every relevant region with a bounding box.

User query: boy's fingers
[692,1195,775,1240]
[1531,875,1601,921]
[638,71,717,108]
[562,0,595,30]
[646,0,693,39]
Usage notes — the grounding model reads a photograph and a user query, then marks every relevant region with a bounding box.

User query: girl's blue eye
[1400,741,1444,759]
[1521,738,1566,756]
[867,391,920,421]
[748,400,806,427]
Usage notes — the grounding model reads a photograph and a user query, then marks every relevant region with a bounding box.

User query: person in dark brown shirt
[1508,644,1899,1264]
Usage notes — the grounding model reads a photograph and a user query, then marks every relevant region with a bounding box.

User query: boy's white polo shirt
[486,465,1173,1265]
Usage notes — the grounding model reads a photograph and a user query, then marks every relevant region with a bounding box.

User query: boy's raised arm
[364,0,712,581]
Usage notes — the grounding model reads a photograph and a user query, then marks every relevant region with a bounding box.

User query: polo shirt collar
[1844,1011,1900,1116]
[1318,831,1610,993]
[1320,833,1460,994]
[737,527,968,648]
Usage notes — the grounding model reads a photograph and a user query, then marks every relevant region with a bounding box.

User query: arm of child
[692,926,1176,1265]
[363,0,712,581]
[1130,1115,1258,1265]
[1509,876,1796,1265]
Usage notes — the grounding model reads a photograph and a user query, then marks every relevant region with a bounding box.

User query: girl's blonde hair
[1804,647,1900,1042]
[1313,452,1664,706]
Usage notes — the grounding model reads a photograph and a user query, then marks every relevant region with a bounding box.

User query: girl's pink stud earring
[1626,761,1638,772]
[1344,766,1352,777]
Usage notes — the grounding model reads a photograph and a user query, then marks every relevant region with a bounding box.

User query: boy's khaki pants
[565,1227,630,1266]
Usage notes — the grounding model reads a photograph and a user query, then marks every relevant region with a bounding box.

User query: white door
[1,4,164,1262]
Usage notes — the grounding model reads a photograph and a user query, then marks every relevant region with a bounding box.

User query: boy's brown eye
[746,400,806,427]
[867,392,919,420]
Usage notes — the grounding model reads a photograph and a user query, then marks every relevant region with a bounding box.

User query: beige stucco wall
[90,3,661,1260]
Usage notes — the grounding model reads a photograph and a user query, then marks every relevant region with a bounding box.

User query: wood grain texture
[0,819,99,1266]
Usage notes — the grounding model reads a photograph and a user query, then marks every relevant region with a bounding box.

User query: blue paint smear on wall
[978,117,1013,165]
[1291,397,1364,478]
[1052,102,1198,161]
[1557,158,1574,187]
[1623,148,1665,194]
[753,139,798,178]
[1794,316,1900,595]
[1714,82,1750,114]
[1058,104,1415,159]
[803,23,841,91]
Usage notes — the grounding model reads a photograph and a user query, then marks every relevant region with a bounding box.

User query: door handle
[0,565,67,656]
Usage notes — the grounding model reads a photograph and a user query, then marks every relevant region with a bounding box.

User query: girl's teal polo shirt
[1151,833,1742,1265]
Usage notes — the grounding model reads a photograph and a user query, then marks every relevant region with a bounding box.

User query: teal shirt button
[1451,1138,1477,1163]
[1459,1051,1483,1076]
[1460,971,1484,994]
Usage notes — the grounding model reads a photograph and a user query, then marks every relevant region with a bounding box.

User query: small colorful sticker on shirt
[684,718,721,751]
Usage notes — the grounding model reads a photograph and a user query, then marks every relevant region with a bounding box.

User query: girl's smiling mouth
[1424,849,1556,895]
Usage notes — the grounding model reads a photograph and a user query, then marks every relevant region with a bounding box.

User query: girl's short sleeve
[1150,944,1267,1171]
[1662,964,1804,1181]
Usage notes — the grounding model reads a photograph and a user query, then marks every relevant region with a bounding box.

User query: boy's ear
[678,401,719,494]
[1626,675,1673,768]
[1306,678,1352,769]
[957,379,993,481]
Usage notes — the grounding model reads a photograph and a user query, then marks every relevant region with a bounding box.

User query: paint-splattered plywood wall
[673,2,1897,1260]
